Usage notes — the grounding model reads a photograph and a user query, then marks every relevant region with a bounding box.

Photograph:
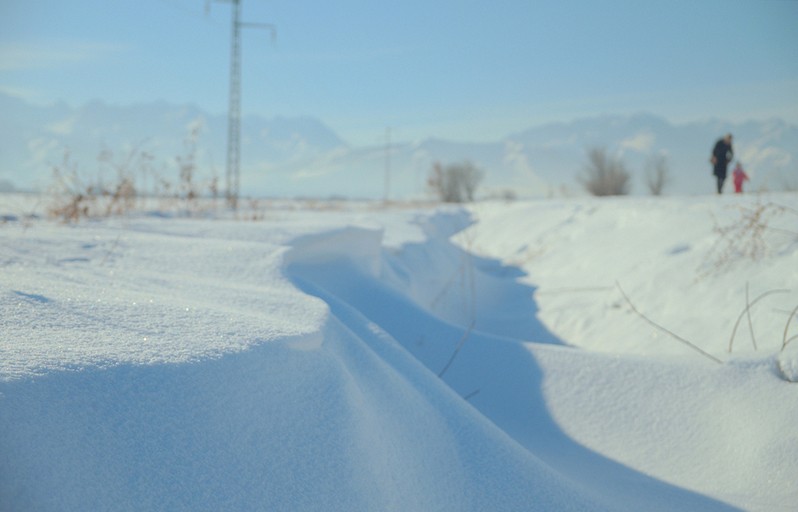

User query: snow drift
[1,193,797,511]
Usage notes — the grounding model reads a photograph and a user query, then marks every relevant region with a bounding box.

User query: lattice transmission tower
[208,0,274,209]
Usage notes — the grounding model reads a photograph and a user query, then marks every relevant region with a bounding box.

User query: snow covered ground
[1,192,797,511]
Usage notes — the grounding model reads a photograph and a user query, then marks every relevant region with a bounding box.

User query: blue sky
[2,0,797,145]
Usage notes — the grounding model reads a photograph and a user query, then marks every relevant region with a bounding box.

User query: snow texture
[1,192,797,511]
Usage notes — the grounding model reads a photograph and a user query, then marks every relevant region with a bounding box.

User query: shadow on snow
[285,218,740,512]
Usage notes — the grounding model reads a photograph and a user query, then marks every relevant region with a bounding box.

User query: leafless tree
[428,161,484,203]
[645,153,671,196]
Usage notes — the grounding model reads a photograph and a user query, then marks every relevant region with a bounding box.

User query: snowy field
[1,192,797,511]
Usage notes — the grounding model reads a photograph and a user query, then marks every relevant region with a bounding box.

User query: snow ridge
[2,194,797,511]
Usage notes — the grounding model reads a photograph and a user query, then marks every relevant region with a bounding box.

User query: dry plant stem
[438,320,476,378]
[728,289,790,353]
[745,283,757,351]
[783,304,798,352]
[615,282,723,364]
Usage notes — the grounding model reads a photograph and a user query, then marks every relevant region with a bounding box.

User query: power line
[158,0,220,25]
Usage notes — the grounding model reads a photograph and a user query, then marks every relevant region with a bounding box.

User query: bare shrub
[704,201,798,275]
[47,150,99,222]
[96,142,150,216]
[486,188,517,201]
[48,141,158,222]
[579,147,631,196]
[247,198,266,221]
[427,161,484,203]
[46,121,224,219]
[106,177,137,216]
[645,153,670,196]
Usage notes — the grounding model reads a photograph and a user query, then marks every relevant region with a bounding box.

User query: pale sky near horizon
[1,0,797,146]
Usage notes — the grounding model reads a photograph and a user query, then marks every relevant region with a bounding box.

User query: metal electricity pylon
[209,0,274,210]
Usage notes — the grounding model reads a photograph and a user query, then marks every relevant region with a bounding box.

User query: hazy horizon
[3,91,796,199]
[5,90,797,149]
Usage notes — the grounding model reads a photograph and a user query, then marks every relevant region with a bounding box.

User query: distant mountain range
[1,92,796,198]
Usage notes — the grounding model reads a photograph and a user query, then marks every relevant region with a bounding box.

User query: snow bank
[463,194,798,358]
[2,193,796,511]
[1,210,601,511]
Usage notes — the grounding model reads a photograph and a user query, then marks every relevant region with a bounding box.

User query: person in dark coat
[710,134,733,194]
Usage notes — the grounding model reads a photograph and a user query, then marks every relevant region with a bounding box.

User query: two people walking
[711,133,748,194]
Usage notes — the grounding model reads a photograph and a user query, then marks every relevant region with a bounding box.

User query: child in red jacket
[732,162,749,193]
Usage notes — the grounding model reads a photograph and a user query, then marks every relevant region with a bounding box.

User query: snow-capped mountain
[0,93,347,195]
[1,93,795,198]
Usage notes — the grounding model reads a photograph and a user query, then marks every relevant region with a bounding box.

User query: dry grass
[47,150,103,222]
[702,200,798,276]
[46,126,223,222]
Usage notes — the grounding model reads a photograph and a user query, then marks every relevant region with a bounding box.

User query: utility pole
[209,0,274,210]
[384,127,391,203]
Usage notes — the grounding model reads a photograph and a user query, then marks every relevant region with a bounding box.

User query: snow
[1,192,797,511]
